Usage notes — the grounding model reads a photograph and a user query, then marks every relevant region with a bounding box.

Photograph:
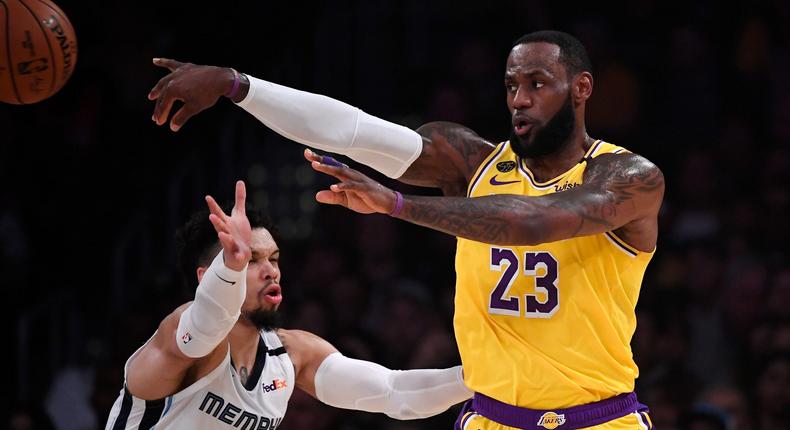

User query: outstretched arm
[148,59,493,194]
[311,152,664,249]
[126,181,252,400]
[279,329,471,420]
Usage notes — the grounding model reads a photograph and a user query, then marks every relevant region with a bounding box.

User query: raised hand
[305,149,399,215]
[204,181,252,271]
[148,58,237,132]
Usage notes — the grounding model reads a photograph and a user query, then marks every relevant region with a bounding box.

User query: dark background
[3,1,790,429]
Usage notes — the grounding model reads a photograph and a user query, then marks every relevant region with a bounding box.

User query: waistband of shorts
[472,391,647,430]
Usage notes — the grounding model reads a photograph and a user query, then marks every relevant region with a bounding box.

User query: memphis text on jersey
[199,391,283,429]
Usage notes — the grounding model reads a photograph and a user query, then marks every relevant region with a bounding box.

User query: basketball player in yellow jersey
[149,31,663,430]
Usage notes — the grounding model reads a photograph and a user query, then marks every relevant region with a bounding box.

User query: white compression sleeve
[314,352,472,420]
[236,76,423,178]
[176,251,247,358]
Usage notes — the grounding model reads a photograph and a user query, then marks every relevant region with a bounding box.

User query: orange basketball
[0,0,77,104]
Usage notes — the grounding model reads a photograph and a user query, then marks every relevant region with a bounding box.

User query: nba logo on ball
[0,0,78,104]
[537,412,566,429]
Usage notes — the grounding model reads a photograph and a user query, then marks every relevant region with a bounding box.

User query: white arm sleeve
[314,352,472,420]
[236,76,423,178]
[176,251,247,358]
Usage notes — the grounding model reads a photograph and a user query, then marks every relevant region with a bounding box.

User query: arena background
[3,1,790,429]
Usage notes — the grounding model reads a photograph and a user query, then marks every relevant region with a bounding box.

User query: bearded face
[510,90,576,159]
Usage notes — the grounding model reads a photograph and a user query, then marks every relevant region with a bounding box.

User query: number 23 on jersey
[488,248,559,318]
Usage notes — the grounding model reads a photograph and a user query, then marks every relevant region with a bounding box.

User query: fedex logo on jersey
[262,379,287,393]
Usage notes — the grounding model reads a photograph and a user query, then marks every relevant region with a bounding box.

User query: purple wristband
[225,68,240,98]
[389,191,404,217]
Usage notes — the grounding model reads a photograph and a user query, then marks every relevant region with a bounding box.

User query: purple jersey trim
[465,391,648,430]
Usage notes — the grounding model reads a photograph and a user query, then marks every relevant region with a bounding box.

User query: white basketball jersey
[105,330,295,430]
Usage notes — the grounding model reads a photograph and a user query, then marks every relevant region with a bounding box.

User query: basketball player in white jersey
[105,181,471,429]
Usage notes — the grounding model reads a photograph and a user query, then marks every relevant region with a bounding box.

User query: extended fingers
[208,213,229,235]
[330,182,353,192]
[232,180,246,214]
[153,90,178,125]
[303,148,322,163]
[305,150,348,168]
[315,189,348,207]
[153,58,185,72]
[148,74,170,100]
[169,104,202,132]
[310,160,356,180]
[321,155,345,168]
[205,195,229,220]
[216,231,237,253]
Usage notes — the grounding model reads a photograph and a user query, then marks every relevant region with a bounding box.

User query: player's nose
[258,260,280,281]
[512,86,533,110]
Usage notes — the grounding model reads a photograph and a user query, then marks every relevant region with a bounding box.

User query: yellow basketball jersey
[455,140,654,409]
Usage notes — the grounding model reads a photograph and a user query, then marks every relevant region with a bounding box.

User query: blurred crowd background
[3,1,790,429]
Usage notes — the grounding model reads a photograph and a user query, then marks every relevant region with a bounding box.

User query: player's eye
[505,83,518,92]
[533,81,545,89]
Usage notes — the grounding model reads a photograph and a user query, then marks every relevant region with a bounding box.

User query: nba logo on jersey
[537,412,566,429]
[182,332,192,344]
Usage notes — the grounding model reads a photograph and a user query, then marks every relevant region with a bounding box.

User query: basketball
[0,0,77,104]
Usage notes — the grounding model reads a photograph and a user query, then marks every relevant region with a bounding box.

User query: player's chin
[260,301,281,312]
[510,133,533,155]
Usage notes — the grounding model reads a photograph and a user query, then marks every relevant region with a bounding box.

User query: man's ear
[573,71,593,104]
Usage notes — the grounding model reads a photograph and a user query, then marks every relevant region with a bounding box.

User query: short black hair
[175,204,274,288]
[512,30,592,77]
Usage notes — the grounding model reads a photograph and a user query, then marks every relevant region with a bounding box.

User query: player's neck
[523,127,592,182]
[229,318,261,360]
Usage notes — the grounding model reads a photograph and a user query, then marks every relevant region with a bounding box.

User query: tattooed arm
[399,122,497,196]
[310,152,664,250]
[302,121,497,196]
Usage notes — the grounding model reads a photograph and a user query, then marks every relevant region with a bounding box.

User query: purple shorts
[454,392,650,430]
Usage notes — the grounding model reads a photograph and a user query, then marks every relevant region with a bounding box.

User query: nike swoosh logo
[489,175,520,186]
[214,272,237,285]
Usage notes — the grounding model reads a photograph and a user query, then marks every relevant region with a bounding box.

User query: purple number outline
[488,248,520,316]
[523,251,560,318]
[487,249,560,318]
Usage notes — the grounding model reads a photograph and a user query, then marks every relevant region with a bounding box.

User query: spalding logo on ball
[0,0,78,104]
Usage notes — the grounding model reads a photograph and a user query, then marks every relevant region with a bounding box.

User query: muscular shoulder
[415,122,496,163]
[275,329,337,382]
[275,330,337,361]
[584,152,665,201]
[401,122,496,195]
[275,329,323,349]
